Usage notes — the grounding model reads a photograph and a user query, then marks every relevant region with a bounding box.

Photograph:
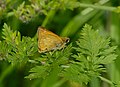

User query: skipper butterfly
[38,27,69,53]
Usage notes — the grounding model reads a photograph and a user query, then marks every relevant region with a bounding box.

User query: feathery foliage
[1,23,37,66]
[0,23,118,86]
[62,24,117,85]
[0,0,120,87]
[25,44,72,79]
[25,24,117,85]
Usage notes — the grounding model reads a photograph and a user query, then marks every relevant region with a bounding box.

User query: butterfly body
[38,27,69,53]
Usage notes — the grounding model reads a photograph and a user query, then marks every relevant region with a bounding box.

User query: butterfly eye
[65,38,70,43]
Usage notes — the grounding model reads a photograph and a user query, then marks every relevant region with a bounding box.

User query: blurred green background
[0,0,120,87]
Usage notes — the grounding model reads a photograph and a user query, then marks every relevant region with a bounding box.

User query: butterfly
[37,27,69,53]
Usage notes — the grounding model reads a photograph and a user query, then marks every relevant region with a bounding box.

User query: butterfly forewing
[38,27,67,53]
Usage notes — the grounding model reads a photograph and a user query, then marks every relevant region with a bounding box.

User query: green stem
[78,3,116,12]
[52,78,67,87]
[41,0,59,27]
[41,9,56,27]
[0,65,14,82]
[98,76,117,86]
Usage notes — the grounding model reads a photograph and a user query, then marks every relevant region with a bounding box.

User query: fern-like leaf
[1,23,37,66]
[25,44,72,79]
[62,24,117,85]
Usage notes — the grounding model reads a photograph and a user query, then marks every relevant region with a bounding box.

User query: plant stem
[41,0,60,27]
[98,76,117,86]
[78,3,116,12]
[41,9,56,27]
[0,65,14,82]
[52,78,67,87]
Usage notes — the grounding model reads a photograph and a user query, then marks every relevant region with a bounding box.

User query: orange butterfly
[37,27,69,53]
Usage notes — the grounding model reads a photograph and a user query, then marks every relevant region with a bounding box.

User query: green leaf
[63,24,117,85]
[0,41,11,60]
[1,23,37,66]
[98,54,117,64]
[25,66,49,79]
[62,64,90,85]
[26,44,72,79]
[99,46,117,55]
[2,23,16,42]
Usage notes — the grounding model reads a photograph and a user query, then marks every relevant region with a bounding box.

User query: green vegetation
[0,0,120,87]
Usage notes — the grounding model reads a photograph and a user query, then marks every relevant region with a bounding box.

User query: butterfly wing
[38,27,65,53]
